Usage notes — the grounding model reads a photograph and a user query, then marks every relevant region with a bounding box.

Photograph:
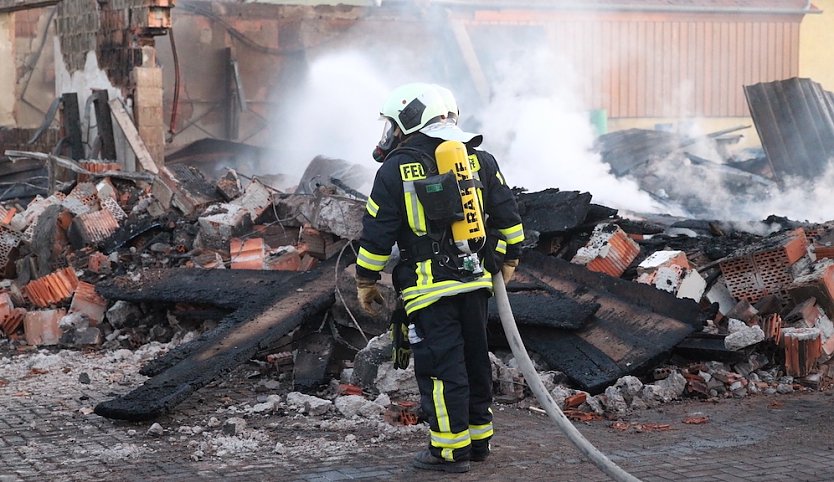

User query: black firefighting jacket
[356,133,524,315]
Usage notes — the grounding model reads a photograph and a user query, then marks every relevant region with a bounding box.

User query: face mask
[373,118,399,163]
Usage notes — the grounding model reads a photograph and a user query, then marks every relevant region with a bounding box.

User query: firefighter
[355,83,524,473]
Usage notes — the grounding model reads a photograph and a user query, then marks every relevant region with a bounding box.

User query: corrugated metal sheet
[469,15,800,117]
[744,77,834,180]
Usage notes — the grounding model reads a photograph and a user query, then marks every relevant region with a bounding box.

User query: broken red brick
[299,254,319,272]
[230,237,266,270]
[782,327,822,378]
[720,227,809,304]
[78,161,121,182]
[564,409,601,422]
[68,281,107,326]
[759,313,783,343]
[0,206,16,225]
[571,224,640,278]
[682,415,710,424]
[564,392,587,409]
[23,308,66,346]
[87,251,111,274]
[71,209,120,245]
[0,292,26,336]
[24,267,80,308]
[267,251,302,271]
[789,261,834,322]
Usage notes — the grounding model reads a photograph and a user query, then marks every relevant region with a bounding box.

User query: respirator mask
[373,118,399,163]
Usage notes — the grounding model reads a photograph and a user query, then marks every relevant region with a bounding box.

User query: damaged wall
[155,3,364,149]
[0,13,12,125]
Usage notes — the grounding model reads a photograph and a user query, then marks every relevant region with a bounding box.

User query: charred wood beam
[92,89,117,161]
[94,264,336,420]
[60,93,84,160]
[512,251,701,393]
[487,290,599,330]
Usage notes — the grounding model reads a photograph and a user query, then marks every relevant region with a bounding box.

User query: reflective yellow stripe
[495,239,507,254]
[357,247,388,272]
[430,429,471,450]
[366,197,379,218]
[469,422,494,441]
[403,190,427,236]
[403,278,494,315]
[432,378,450,433]
[499,223,524,245]
[416,260,432,287]
[496,171,506,185]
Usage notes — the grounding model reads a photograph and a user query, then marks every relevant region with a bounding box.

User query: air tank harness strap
[399,239,443,264]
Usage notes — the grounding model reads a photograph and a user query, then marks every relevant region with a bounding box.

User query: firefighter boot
[412,450,470,473]
[471,441,490,462]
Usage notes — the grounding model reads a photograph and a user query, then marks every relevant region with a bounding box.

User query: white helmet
[380,83,447,136]
[433,84,459,124]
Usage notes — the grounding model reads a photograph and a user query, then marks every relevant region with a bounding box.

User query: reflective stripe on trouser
[410,290,493,462]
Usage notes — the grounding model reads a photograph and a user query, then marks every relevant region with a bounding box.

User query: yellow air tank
[434,140,485,247]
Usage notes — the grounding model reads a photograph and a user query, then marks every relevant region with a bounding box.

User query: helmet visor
[377,118,398,151]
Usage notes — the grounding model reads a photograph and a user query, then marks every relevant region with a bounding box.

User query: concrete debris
[724,325,766,351]
[222,417,247,436]
[334,395,384,419]
[286,392,332,416]
[147,423,164,437]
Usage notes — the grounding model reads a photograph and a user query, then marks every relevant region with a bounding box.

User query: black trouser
[409,289,493,462]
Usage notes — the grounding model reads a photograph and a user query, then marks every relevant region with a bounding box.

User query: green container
[589,109,608,137]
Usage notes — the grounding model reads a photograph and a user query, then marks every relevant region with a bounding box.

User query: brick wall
[56,0,171,89]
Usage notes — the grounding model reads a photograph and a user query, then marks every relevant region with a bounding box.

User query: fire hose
[492,273,641,482]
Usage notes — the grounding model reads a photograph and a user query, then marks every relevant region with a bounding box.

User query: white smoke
[264,43,834,225]
[476,49,668,214]
[266,51,391,183]
[738,161,834,223]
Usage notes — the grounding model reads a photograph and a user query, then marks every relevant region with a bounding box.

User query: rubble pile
[0,152,369,355]
[4,89,834,423]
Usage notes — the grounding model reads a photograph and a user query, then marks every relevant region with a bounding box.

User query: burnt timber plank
[487,291,598,330]
[515,251,701,393]
[94,266,335,420]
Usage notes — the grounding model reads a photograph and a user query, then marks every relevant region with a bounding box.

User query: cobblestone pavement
[2,351,834,482]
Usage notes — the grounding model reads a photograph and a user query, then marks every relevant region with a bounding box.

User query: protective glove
[356,275,384,315]
[389,306,411,369]
[501,258,519,284]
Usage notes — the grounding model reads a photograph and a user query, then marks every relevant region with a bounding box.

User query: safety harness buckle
[431,241,440,255]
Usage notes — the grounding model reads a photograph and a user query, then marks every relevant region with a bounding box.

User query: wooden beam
[108,98,160,174]
[92,89,117,161]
